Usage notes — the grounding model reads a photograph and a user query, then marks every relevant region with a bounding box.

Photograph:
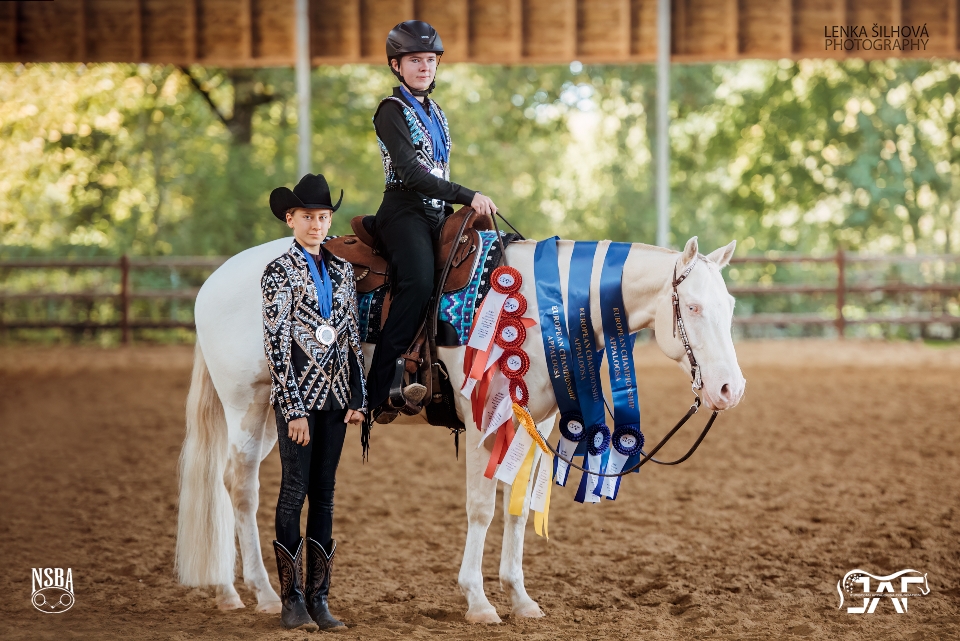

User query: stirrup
[402,383,427,405]
[387,358,406,409]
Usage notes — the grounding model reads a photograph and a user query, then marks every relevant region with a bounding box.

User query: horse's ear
[707,240,736,269]
[680,236,699,267]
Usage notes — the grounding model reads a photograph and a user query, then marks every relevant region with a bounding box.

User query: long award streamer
[533,238,586,491]
[597,242,644,500]
[562,242,604,503]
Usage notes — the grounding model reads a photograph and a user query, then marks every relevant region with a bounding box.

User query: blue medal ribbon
[534,238,591,491]
[534,237,581,419]
[597,242,644,499]
[297,244,332,319]
[400,85,449,163]
[567,242,604,428]
[564,241,608,502]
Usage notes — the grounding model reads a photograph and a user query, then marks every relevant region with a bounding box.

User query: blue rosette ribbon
[596,242,645,500]
[535,238,586,489]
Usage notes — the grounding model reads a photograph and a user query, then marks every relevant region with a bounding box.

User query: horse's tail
[175,341,235,587]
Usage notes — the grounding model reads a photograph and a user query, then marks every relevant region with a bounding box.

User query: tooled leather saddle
[323,206,496,424]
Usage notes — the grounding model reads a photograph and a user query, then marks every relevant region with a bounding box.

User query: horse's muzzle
[703,375,746,411]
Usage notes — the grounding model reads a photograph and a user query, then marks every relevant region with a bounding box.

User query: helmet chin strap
[401,78,435,97]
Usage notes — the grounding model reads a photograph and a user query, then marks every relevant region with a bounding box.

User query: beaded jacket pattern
[261,241,367,421]
[376,95,452,190]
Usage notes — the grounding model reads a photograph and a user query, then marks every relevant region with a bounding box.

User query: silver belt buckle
[424,198,443,209]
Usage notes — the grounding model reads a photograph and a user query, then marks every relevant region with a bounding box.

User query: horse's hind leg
[458,425,501,624]
[223,403,281,613]
[499,418,554,619]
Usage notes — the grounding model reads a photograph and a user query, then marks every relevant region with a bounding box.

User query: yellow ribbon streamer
[508,445,536,516]
[509,403,554,534]
[533,454,553,539]
[512,403,550,453]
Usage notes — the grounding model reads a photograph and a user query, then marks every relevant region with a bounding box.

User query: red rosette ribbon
[508,378,529,405]
[499,348,530,379]
[490,266,522,294]
[494,316,526,349]
[500,293,527,317]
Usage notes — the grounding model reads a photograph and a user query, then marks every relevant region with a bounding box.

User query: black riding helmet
[386,20,444,97]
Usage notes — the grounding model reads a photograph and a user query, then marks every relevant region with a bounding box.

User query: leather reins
[537,252,721,478]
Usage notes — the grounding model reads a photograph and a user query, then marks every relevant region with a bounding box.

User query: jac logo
[32,567,75,614]
[838,569,929,614]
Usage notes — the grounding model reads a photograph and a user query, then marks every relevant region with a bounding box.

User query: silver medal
[315,324,337,346]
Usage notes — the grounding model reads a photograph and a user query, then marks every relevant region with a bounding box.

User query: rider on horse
[366,20,499,423]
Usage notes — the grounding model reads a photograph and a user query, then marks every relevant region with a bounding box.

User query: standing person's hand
[471,192,498,217]
[344,409,365,424]
[288,417,310,445]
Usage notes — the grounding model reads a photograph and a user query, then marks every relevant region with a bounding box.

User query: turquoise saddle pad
[356,230,504,347]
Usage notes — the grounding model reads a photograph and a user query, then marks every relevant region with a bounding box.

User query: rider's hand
[344,409,365,424]
[471,192,497,217]
[288,417,310,445]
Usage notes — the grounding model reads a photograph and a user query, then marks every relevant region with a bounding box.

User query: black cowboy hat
[269,173,343,220]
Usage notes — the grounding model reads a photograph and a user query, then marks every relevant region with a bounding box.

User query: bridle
[672,252,703,395]
[540,252,721,477]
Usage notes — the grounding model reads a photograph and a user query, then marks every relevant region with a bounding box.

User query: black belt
[382,187,444,211]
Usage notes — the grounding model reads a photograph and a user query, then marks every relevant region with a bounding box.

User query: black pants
[366,191,443,410]
[274,403,348,552]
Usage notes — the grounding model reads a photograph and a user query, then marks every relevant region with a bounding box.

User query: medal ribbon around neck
[399,84,449,163]
[298,243,333,320]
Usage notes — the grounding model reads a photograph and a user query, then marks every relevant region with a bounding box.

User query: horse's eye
[688,304,701,314]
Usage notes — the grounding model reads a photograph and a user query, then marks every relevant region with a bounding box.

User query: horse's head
[654,237,746,411]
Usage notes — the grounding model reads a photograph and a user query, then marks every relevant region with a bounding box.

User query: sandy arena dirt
[0,340,958,640]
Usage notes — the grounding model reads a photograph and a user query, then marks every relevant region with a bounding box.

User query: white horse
[175,234,745,622]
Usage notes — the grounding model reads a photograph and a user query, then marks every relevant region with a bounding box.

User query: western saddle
[324,206,498,427]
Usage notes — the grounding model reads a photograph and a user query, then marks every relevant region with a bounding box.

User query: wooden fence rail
[0,255,226,343]
[1,250,958,342]
[727,249,960,335]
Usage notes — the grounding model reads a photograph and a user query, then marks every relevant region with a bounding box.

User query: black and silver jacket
[376,92,452,189]
[261,240,367,421]
[372,88,475,208]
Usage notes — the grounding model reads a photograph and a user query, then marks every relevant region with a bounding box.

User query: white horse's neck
[504,238,677,339]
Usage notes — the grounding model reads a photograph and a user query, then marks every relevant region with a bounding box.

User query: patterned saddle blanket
[357,230,506,347]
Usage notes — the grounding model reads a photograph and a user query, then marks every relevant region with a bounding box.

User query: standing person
[367,20,499,422]
[261,173,366,631]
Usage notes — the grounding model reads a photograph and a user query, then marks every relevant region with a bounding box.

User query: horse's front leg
[223,404,282,613]
[499,418,553,619]
[459,423,502,624]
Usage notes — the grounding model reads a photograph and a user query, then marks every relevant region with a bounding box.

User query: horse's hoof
[511,602,544,619]
[465,607,502,624]
[255,599,282,614]
[216,594,246,611]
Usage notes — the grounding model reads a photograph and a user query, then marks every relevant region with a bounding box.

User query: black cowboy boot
[305,537,345,630]
[273,539,319,631]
